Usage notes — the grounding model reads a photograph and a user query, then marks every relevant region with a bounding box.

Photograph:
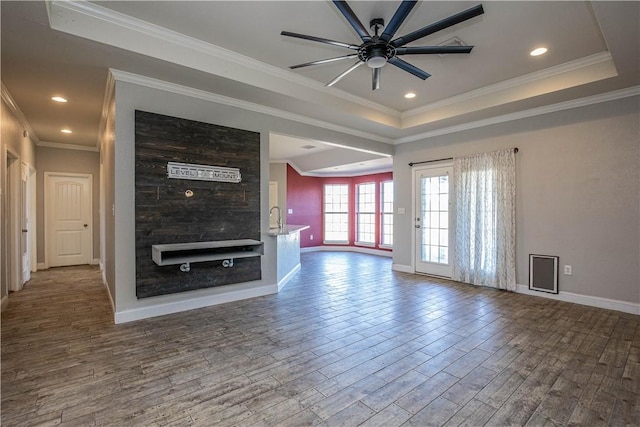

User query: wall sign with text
[167,162,242,183]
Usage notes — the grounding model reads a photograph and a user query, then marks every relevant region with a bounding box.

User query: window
[356,183,376,245]
[324,184,349,242]
[381,181,393,247]
[420,175,449,264]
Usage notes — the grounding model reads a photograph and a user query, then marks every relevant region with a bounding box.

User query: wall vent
[529,254,559,294]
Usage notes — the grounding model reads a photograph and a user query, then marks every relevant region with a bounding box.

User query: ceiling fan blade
[332,1,372,43]
[326,61,364,87]
[396,45,474,55]
[380,1,418,42]
[372,68,381,91]
[290,54,359,69]
[391,4,484,48]
[388,57,431,80]
[281,31,360,50]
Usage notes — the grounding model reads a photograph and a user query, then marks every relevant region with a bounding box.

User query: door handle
[22,229,28,232]
[84,224,88,228]
[415,225,421,228]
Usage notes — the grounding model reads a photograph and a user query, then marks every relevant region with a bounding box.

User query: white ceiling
[2,1,639,175]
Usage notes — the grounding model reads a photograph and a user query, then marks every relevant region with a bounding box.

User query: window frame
[380,180,394,249]
[355,182,376,246]
[323,183,350,244]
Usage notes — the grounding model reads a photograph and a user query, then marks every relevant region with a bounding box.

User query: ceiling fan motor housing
[359,41,395,68]
[360,17,395,68]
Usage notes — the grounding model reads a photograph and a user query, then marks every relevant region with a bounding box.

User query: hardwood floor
[2,252,639,426]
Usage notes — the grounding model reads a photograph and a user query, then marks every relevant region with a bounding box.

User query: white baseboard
[37,260,101,270]
[301,245,392,258]
[516,284,640,315]
[114,283,278,324]
[1,295,8,312]
[392,263,414,273]
[278,263,301,291]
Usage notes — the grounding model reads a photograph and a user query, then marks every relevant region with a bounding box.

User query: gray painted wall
[35,146,100,264]
[393,96,640,304]
[100,88,116,307]
[1,98,36,305]
[108,78,388,316]
[269,162,287,217]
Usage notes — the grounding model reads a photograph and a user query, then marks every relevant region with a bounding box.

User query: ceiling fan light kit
[282,0,484,90]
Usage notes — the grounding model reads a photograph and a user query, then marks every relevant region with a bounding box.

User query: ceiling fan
[281,0,484,90]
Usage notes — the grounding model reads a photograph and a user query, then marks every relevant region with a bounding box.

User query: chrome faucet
[269,206,283,229]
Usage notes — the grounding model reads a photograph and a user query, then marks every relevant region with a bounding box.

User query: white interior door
[20,163,30,283]
[6,149,21,291]
[414,166,454,277]
[45,172,92,267]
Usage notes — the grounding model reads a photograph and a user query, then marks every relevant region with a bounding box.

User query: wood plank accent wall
[134,110,261,298]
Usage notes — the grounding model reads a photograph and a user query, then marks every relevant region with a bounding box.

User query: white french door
[414,166,454,277]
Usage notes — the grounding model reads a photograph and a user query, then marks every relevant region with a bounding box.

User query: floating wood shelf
[152,239,264,267]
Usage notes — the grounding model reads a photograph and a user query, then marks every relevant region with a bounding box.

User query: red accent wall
[286,165,323,248]
[286,164,392,250]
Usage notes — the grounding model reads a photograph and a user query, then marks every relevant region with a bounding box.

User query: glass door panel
[414,166,453,277]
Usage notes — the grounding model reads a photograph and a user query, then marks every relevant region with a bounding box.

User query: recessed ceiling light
[404,92,416,99]
[51,96,67,103]
[530,47,548,57]
[61,129,72,134]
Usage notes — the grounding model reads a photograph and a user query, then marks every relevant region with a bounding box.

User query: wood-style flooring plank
[2,254,639,427]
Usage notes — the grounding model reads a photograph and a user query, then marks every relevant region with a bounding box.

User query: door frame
[412,162,454,277]
[28,165,37,274]
[44,171,93,269]
[20,162,34,283]
[4,146,22,292]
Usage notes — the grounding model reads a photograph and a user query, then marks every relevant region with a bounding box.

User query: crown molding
[276,160,391,178]
[401,52,615,121]
[395,85,640,144]
[305,165,393,178]
[48,0,399,120]
[111,70,638,148]
[38,141,99,152]
[48,1,626,139]
[1,82,40,145]
[110,69,394,146]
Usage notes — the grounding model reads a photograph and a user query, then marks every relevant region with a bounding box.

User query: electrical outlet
[398,208,406,214]
[310,235,314,240]
[564,265,572,275]
[288,208,293,214]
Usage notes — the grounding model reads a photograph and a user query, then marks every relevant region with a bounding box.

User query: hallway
[1,253,639,426]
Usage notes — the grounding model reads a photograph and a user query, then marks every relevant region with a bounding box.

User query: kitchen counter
[266,224,310,236]
[265,224,309,290]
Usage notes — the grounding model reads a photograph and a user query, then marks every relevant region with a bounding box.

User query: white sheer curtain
[452,149,516,290]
